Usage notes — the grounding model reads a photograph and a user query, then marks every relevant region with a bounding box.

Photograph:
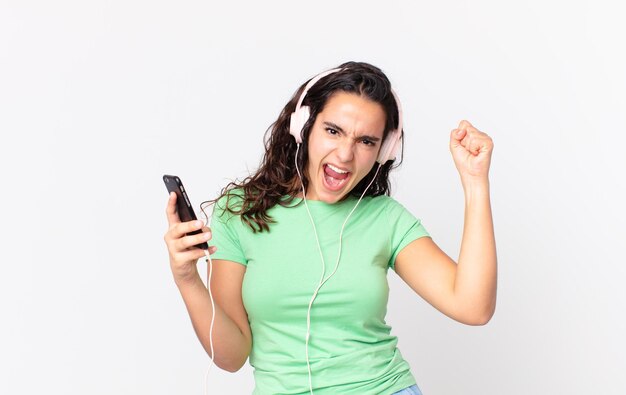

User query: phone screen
[163,174,209,250]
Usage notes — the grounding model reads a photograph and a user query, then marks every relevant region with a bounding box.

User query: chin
[316,183,355,203]
[318,194,345,204]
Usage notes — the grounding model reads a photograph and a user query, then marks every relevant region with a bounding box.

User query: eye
[361,138,376,146]
[325,127,339,135]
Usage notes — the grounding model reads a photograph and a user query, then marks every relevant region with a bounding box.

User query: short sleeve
[209,195,248,266]
[386,199,430,271]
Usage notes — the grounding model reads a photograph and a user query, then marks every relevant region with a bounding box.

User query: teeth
[327,164,349,174]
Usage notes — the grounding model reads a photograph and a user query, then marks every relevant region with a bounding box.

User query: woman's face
[304,91,386,203]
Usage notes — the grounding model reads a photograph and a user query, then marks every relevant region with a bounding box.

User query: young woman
[163,61,497,395]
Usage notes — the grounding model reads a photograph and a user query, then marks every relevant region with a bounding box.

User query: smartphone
[163,174,209,250]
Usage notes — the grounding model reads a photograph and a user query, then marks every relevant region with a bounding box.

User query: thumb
[450,128,466,146]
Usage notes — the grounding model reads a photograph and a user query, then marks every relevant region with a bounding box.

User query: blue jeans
[391,384,423,395]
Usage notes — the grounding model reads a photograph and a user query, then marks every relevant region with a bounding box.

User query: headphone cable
[295,143,382,395]
[203,248,216,395]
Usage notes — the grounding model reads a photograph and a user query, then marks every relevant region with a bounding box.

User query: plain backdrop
[1,1,625,394]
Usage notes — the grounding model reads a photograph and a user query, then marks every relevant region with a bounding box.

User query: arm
[394,120,497,325]
[164,192,251,372]
[175,260,251,372]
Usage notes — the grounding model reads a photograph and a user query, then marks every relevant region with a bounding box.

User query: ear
[377,130,402,163]
[289,105,311,144]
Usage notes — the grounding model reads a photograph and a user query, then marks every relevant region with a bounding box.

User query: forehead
[317,92,386,137]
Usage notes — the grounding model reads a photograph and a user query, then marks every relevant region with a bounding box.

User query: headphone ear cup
[289,106,311,144]
[377,130,402,164]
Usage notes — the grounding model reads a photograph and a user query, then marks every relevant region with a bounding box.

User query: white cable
[294,143,382,394]
[203,248,216,395]
[295,144,329,286]
[295,144,327,395]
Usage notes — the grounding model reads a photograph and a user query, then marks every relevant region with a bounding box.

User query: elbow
[205,336,251,373]
[470,304,496,326]
[458,301,496,326]
[223,364,245,373]
[466,311,493,326]
[214,353,249,373]
[218,359,247,373]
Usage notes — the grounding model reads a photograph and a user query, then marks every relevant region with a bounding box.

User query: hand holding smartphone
[163,174,209,250]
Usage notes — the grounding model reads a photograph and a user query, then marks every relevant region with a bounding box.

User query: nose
[336,138,355,163]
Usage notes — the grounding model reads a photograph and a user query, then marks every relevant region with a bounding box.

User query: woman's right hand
[164,192,217,284]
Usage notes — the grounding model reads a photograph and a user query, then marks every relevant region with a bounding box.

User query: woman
[164,61,497,395]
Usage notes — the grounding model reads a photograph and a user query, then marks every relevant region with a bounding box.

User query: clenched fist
[449,120,494,183]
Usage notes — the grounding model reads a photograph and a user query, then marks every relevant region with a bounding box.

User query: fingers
[451,120,475,138]
[165,220,210,246]
[177,248,210,263]
[164,201,217,282]
[450,120,493,154]
[164,222,216,274]
[164,221,218,283]
[177,228,212,251]
[458,119,473,130]
[450,120,473,143]
[451,127,467,142]
[165,192,180,225]
[461,134,480,155]
[175,244,218,264]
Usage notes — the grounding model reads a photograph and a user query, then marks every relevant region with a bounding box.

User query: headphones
[289,67,404,164]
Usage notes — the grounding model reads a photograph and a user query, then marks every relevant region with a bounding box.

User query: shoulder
[216,187,245,207]
[213,188,246,221]
[363,194,408,213]
[364,195,424,232]
[350,195,417,230]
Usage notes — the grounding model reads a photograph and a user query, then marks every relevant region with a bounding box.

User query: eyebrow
[322,121,382,142]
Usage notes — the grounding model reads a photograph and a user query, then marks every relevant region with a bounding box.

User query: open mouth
[322,163,351,192]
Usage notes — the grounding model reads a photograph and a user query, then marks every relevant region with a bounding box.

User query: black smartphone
[163,174,209,250]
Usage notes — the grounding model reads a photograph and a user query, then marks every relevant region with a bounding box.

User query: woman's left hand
[449,120,494,183]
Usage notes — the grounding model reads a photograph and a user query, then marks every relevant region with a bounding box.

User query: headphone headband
[289,68,403,164]
[295,68,342,113]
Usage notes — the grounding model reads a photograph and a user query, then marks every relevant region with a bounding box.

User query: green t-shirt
[210,193,430,395]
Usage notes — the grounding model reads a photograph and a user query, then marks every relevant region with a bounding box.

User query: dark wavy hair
[201,61,404,232]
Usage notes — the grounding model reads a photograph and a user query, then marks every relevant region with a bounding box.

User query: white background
[1,1,625,394]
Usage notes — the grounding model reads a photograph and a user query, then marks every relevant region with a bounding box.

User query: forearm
[453,178,497,324]
[176,273,251,372]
